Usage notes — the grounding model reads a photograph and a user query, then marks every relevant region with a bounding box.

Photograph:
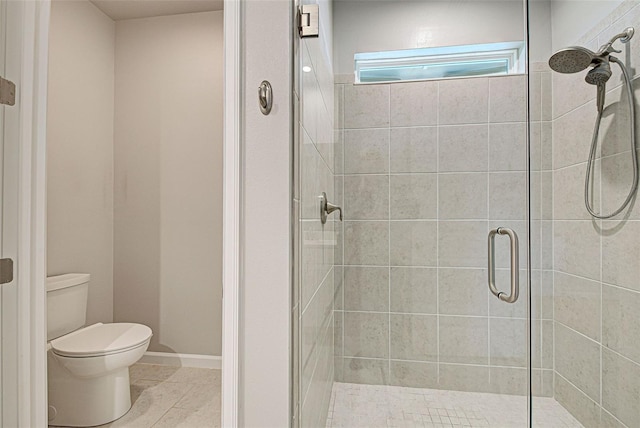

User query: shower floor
[326,383,583,428]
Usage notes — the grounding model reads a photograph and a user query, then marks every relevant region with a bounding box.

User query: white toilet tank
[47,273,90,341]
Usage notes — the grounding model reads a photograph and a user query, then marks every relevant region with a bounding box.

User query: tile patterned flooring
[98,363,221,428]
[326,383,583,428]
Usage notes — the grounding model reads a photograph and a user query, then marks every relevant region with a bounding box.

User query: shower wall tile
[438,125,488,172]
[602,347,640,428]
[439,316,489,365]
[438,364,490,393]
[390,81,438,127]
[344,221,389,265]
[554,272,601,341]
[541,72,552,122]
[553,162,597,220]
[489,123,527,171]
[602,220,640,291]
[390,174,437,219]
[389,361,438,388]
[390,314,438,361]
[541,121,553,171]
[344,84,390,129]
[555,323,601,403]
[343,267,389,312]
[602,284,640,363]
[489,367,528,396]
[344,128,389,174]
[553,220,601,280]
[389,127,437,173]
[553,101,598,169]
[552,68,596,120]
[341,357,389,385]
[489,75,526,123]
[389,267,437,314]
[438,173,488,219]
[488,172,527,220]
[554,373,601,428]
[489,269,528,319]
[438,78,489,125]
[343,312,389,359]
[489,318,527,367]
[530,72,542,122]
[600,410,627,428]
[599,84,633,158]
[438,221,488,267]
[343,175,389,220]
[389,221,438,266]
[600,151,640,219]
[438,268,488,316]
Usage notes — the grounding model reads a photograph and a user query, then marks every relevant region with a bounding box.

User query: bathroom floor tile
[96,363,221,428]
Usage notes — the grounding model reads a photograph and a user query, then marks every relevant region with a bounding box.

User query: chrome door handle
[488,227,519,303]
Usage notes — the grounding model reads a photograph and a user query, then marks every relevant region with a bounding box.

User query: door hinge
[0,258,14,285]
[0,76,16,106]
[298,4,319,38]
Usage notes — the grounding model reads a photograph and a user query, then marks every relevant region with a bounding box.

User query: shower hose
[584,56,639,219]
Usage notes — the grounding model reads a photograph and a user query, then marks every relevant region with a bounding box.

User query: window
[354,41,525,84]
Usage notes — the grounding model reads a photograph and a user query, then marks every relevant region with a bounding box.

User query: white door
[1,0,18,424]
[0,0,49,425]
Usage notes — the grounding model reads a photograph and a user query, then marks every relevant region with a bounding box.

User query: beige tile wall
[334,72,554,396]
[550,2,640,427]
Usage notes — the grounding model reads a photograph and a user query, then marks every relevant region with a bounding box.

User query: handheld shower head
[548,46,596,73]
[585,61,612,85]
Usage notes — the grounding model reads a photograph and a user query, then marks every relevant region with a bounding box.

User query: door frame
[222,0,241,425]
[24,0,244,425]
[6,0,50,425]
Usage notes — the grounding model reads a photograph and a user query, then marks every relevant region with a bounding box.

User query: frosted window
[354,41,525,84]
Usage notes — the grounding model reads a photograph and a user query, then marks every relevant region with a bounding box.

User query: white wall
[47,0,115,325]
[113,11,223,356]
[333,0,528,75]
[240,0,292,425]
[551,0,625,49]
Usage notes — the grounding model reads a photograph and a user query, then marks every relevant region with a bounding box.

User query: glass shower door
[292,0,537,426]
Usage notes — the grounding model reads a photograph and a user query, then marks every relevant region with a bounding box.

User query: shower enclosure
[292,0,640,427]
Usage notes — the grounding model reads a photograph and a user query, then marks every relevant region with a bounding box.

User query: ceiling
[90,0,223,21]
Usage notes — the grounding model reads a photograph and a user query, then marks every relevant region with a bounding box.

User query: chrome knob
[320,192,342,224]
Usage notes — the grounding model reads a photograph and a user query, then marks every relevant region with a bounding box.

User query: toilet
[47,273,152,427]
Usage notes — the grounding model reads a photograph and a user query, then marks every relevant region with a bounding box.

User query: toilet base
[48,351,132,427]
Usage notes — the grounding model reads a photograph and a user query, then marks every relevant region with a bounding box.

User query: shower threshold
[326,382,583,428]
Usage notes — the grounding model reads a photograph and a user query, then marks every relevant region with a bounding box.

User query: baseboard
[140,351,222,369]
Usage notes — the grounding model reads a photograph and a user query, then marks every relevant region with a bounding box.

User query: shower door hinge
[0,76,16,106]
[298,4,319,38]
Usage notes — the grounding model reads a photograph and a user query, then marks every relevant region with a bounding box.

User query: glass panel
[531,1,640,427]
[293,0,533,426]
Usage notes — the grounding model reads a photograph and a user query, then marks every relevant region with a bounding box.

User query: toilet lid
[51,323,152,358]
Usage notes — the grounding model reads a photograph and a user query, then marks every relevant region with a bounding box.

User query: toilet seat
[51,322,152,358]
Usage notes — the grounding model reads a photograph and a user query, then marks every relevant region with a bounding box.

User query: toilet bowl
[47,274,152,427]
